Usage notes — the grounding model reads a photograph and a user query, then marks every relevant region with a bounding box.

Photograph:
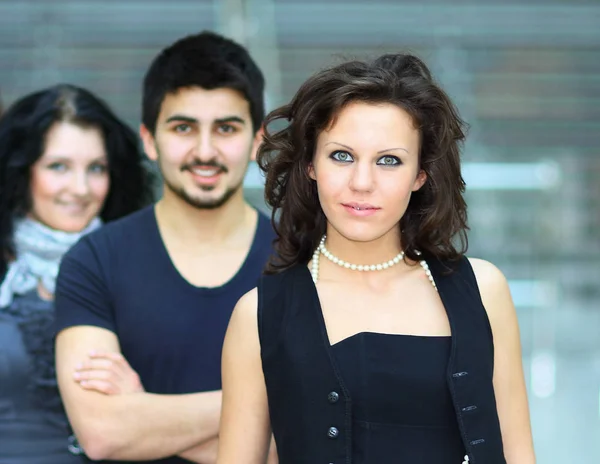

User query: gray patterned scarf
[0,217,101,307]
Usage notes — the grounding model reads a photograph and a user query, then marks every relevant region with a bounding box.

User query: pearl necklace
[310,235,437,291]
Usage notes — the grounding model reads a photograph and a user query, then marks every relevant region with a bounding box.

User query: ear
[250,125,265,162]
[140,124,158,162]
[412,169,427,192]
[307,162,316,181]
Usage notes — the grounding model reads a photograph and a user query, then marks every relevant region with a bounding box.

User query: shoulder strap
[257,266,300,357]
[430,254,495,355]
[428,256,484,303]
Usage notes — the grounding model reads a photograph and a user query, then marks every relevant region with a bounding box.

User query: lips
[183,162,227,174]
[186,165,226,187]
[342,202,380,211]
[190,167,221,177]
[57,202,90,214]
[341,202,381,217]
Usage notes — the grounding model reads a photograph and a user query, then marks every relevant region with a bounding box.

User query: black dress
[0,291,83,464]
[332,332,466,463]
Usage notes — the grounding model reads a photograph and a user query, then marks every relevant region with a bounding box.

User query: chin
[47,218,95,233]
[184,185,220,200]
[328,227,380,243]
[179,183,240,210]
[327,218,400,243]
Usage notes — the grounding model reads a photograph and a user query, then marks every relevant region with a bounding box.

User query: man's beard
[164,176,242,210]
[160,155,244,210]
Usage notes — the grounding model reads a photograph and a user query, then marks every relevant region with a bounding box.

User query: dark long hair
[257,53,469,273]
[0,84,155,279]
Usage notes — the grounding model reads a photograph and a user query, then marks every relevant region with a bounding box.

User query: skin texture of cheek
[158,130,251,179]
[156,132,254,211]
[312,161,422,244]
[29,169,109,233]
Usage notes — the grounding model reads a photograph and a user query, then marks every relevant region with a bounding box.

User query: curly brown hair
[257,53,469,273]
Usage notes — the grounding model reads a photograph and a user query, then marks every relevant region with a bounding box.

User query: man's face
[142,87,261,209]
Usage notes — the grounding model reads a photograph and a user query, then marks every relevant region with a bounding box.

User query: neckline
[296,261,455,416]
[331,331,452,349]
[150,206,266,294]
[298,264,453,349]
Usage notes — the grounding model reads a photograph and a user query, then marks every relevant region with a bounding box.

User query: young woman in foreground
[218,54,536,464]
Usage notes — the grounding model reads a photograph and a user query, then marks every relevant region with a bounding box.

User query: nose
[70,170,91,196]
[195,128,218,161]
[349,160,375,193]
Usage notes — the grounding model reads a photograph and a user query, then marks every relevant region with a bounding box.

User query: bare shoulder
[222,288,262,382]
[226,288,259,340]
[467,257,511,300]
[468,257,508,290]
[232,288,258,322]
[467,257,515,327]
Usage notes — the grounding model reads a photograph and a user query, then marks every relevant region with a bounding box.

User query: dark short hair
[0,84,155,278]
[142,31,265,134]
[257,53,469,273]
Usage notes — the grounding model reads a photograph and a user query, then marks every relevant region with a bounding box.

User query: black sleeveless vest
[258,257,506,464]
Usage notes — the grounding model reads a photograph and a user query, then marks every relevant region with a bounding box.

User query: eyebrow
[215,116,246,125]
[165,115,247,125]
[325,141,408,154]
[165,115,198,124]
[43,154,107,163]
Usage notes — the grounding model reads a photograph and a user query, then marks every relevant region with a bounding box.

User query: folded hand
[73,351,144,395]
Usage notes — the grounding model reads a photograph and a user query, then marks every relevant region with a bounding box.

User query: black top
[55,205,275,463]
[332,332,465,463]
[0,292,83,464]
[258,259,506,464]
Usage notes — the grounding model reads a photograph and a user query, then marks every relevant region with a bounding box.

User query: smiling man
[53,32,275,464]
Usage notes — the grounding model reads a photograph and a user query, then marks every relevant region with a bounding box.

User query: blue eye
[377,155,400,166]
[48,162,67,172]
[89,163,107,174]
[331,151,353,163]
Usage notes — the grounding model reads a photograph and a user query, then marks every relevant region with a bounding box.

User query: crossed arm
[56,325,221,463]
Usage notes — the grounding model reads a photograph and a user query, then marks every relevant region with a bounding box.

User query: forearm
[71,390,221,460]
[504,440,536,464]
[178,438,219,464]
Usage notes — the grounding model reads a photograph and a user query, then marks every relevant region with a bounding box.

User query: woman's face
[310,101,426,244]
[29,121,110,232]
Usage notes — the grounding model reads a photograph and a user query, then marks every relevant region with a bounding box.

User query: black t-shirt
[54,205,275,463]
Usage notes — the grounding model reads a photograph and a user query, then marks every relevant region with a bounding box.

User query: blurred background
[1,0,598,461]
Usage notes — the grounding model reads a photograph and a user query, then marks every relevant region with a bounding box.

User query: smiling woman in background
[0,84,153,463]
